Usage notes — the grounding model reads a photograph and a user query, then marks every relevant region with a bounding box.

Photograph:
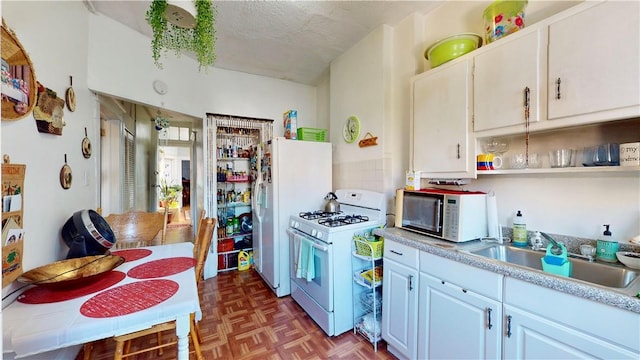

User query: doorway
[98,94,201,231]
[158,126,194,227]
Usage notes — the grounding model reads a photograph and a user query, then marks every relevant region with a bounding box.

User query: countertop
[374,227,640,314]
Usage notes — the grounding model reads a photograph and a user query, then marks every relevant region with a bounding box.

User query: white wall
[330,26,389,193]
[87,14,319,134]
[2,2,98,271]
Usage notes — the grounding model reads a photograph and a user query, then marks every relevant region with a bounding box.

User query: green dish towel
[295,235,315,281]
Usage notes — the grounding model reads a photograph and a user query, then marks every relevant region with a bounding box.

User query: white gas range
[287,189,386,336]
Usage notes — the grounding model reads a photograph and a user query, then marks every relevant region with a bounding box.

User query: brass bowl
[18,255,125,290]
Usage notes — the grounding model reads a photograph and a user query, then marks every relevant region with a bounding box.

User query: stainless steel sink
[468,244,640,288]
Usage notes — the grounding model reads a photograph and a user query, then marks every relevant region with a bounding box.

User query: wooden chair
[194,208,206,245]
[191,214,213,344]
[112,217,216,360]
[105,209,169,248]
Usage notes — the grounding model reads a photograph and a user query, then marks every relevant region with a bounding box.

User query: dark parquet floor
[77,269,396,360]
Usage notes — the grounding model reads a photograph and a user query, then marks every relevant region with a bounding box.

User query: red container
[218,239,234,252]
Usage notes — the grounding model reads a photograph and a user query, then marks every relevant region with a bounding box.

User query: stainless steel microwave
[395,188,488,242]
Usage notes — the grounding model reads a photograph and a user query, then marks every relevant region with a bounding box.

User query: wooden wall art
[82,128,92,159]
[60,154,72,189]
[33,82,65,135]
[358,132,378,148]
[1,20,37,121]
[65,75,75,112]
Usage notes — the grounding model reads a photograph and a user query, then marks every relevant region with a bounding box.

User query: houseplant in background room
[158,176,183,221]
[146,0,217,71]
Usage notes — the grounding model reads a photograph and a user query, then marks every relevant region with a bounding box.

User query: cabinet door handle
[506,315,513,338]
[523,86,530,120]
[456,143,461,159]
[556,78,562,100]
[408,274,414,291]
[390,250,403,256]
[487,308,493,330]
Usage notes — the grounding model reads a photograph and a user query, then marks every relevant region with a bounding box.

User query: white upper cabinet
[474,29,544,132]
[547,1,640,123]
[412,59,474,178]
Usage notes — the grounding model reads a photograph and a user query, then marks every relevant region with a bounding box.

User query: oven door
[288,228,333,311]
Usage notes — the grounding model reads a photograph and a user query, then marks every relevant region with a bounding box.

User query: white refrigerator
[252,137,332,297]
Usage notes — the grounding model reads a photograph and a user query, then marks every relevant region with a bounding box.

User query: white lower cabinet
[503,305,636,359]
[383,241,640,360]
[418,251,503,360]
[503,277,640,359]
[418,273,502,359]
[381,240,419,360]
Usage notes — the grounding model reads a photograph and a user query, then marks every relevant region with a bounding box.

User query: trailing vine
[145,0,216,71]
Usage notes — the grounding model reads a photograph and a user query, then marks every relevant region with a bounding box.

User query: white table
[3,242,201,359]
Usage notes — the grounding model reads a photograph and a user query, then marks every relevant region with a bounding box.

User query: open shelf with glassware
[352,230,384,351]
[475,118,640,176]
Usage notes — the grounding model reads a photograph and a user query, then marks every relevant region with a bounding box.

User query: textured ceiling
[87,0,443,86]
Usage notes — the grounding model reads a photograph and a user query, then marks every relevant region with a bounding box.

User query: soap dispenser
[596,224,619,263]
[512,210,527,247]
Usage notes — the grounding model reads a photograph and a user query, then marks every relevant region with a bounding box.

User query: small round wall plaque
[60,154,72,189]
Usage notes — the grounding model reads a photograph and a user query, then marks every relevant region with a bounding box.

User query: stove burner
[318,214,369,227]
[299,210,342,220]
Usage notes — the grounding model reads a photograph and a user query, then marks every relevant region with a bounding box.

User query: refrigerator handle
[252,180,265,222]
[252,180,260,217]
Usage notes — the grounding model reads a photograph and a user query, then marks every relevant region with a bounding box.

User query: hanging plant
[155,115,169,130]
[146,0,217,71]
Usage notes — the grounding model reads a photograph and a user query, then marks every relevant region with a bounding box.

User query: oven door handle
[310,242,329,252]
[287,228,329,252]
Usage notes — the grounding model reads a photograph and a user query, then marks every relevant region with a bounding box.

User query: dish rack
[352,230,384,351]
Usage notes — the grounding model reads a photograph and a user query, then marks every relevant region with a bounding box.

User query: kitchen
[2,0,639,358]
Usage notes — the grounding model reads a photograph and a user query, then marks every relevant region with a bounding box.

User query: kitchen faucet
[540,232,563,255]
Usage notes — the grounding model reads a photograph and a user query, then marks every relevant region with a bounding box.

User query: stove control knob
[291,220,299,228]
[311,229,317,237]
[316,231,323,239]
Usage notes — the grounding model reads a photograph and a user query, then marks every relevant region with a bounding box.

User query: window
[123,129,135,211]
[159,126,191,141]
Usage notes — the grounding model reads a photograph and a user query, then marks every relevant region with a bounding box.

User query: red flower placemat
[127,257,195,279]
[110,248,152,263]
[80,279,178,318]
[17,271,126,304]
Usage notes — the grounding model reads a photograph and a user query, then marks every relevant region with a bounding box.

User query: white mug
[492,155,503,169]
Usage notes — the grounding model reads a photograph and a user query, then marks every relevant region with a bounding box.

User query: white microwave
[395,188,487,242]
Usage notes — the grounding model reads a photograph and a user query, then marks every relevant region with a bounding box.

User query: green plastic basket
[297,127,327,142]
